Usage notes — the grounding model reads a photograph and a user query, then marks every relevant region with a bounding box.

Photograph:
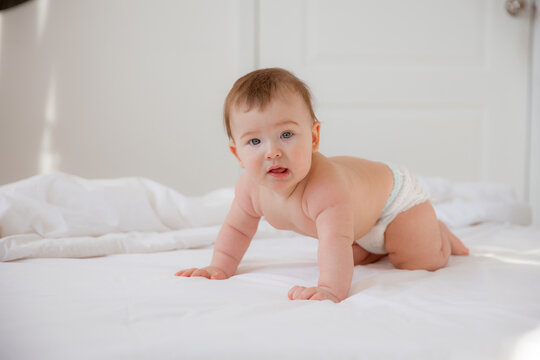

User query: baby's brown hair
[223,68,317,140]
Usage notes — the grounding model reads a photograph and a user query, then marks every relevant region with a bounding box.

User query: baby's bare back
[252,153,394,240]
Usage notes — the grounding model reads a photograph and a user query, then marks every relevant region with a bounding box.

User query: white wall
[529,0,540,227]
[0,0,537,228]
[0,0,255,195]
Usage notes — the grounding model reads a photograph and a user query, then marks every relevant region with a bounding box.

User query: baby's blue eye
[249,138,261,146]
[281,131,293,139]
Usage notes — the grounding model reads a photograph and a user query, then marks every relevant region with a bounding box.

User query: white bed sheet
[1,223,539,360]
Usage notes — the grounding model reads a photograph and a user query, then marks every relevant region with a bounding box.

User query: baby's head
[223,68,321,194]
[224,68,318,140]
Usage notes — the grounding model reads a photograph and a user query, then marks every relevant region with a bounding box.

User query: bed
[1,173,539,360]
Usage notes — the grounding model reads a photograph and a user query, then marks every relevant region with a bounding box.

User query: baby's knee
[394,259,447,272]
[390,248,448,271]
[423,256,448,272]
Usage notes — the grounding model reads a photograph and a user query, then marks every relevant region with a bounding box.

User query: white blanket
[0,172,532,261]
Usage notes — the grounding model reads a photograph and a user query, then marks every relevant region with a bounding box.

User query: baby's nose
[265,142,282,159]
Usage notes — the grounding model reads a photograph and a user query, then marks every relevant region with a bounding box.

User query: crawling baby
[175,68,469,302]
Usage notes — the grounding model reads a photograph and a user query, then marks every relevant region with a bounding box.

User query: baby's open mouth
[268,167,289,177]
[269,168,287,173]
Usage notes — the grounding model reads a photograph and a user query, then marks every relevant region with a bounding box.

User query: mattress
[0,173,539,359]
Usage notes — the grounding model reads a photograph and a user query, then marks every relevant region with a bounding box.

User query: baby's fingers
[310,290,339,303]
[299,287,318,300]
[288,286,318,300]
[174,267,226,279]
[191,269,211,278]
[174,268,211,278]
[288,286,304,300]
[174,268,197,277]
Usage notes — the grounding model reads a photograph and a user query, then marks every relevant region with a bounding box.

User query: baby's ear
[312,121,321,152]
[229,140,244,168]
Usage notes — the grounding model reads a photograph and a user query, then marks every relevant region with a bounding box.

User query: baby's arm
[314,204,355,300]
[289,186,355,302]
[175,178,260,279]
[209,194,260,277]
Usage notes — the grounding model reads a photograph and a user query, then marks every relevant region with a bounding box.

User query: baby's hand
[288,285,340,303]
[174,266,229,280]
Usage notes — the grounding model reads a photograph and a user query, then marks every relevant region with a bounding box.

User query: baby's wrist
[208,263,234,278]
[318,285,345,302]
[210,251,240,277]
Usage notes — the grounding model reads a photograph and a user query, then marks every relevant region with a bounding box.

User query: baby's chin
[263,170,311,192]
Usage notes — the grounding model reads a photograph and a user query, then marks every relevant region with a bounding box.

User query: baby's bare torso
[248,153,394,241]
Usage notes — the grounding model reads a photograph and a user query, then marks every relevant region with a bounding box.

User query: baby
[175,68,469,302]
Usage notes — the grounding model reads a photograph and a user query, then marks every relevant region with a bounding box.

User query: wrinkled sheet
[0,172,532,261]
[0,223,539,360]
[0,173,294,261]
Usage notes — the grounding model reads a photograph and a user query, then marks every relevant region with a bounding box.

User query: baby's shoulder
[302,157,353,218]
[308,159,349,190]
[307,154,363,191]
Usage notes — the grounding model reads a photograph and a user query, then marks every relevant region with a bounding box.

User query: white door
[258,0,532,202]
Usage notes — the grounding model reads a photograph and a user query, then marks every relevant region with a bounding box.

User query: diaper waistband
[382,165,403,214]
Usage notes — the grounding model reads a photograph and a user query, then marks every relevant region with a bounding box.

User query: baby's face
[229,92,320,194]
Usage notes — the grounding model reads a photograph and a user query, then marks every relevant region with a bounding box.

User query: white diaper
[356,166,430,254]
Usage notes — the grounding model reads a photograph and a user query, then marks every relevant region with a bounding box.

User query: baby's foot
[352,243,387,265]
[439,221,469,256]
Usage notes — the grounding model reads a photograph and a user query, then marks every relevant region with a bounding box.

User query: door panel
[259,0,531,199]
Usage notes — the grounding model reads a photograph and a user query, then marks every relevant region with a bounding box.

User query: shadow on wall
[0,0,56,184]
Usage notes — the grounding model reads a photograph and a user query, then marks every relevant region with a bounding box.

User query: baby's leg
[384,201,469,271]
[352,243,386,265]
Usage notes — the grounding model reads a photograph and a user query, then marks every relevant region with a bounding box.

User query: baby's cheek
[292,149,312,173]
